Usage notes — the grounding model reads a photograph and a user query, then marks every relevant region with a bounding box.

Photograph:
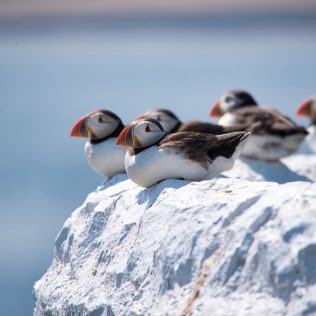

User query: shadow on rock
[96,173,129,191]
[244,159,312,184]
[136,179,191,209]
[225,157,313,184]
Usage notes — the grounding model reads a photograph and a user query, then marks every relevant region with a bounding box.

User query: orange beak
[296,99,311,117]
[210,100,224,118]
[70,116,88,137]
[116,125,133,147]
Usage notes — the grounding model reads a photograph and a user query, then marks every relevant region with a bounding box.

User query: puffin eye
[98,116,104,123]
[156,115,161,121]
[145,124,151,132]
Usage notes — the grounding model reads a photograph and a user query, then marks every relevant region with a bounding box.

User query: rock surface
[223,155,316,183]
[34,157,316,316]
[283,154,316,182]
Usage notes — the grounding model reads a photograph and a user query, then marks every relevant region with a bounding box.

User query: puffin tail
[210,131,250,159]
[215,131,250,143]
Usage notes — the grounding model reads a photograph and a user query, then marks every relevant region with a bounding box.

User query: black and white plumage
[117,118,249,187]
[210,90,308,161]
[296,95,316,152]
[139,108,249,135]
[70,110,127,178]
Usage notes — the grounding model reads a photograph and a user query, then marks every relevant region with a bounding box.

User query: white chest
[306,125,316,152]
[84,138,127,178]
[218,113,236,126]
[125,145,241,188]
[125,147,207,187]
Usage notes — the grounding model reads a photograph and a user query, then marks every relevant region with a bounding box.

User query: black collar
[169,121,182,133]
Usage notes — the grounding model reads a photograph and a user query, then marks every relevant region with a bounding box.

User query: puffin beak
[70,116,89,138]
[210,100,224,118]
[296,99,311,117]
[132,135,142,148]
[117,125,134,147]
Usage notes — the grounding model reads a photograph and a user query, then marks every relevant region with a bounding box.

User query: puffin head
[210,90,258,118]
[117,118,165,149]
[70,110,123,141]
[136,109,181,133]
[296,96,316,124]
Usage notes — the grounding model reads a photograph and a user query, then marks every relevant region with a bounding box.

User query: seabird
[116,118,249,187]
[70,109,126,178]
[210,90,307,161]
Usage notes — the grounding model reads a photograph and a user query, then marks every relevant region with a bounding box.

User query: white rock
[34,163,316,316]
[282,154,316,182]
[223,155,316,183]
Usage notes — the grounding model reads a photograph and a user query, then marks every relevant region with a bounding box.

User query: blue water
[0,19,316,315]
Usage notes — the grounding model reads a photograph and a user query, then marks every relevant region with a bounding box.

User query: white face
[133,120,165,147]
[147,111,179,133]
[86,112,119,138]
[220,92,242,113]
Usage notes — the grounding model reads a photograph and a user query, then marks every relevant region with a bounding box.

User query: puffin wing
[178,120,250,134]
[233,107,308,136]
[159,131,249,169]
[265,108,308,136]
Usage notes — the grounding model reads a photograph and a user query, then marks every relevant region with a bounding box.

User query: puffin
[70,109,127,178]
[116,118,250,187]
[210,90,308,161]
[296,95,316,152]
[138,108,249,134]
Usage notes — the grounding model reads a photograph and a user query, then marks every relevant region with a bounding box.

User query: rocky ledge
[34,155,316,316]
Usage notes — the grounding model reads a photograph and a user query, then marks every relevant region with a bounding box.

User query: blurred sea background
[0,1,316,315]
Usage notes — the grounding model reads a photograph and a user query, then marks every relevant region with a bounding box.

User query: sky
[1,0,316,19]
